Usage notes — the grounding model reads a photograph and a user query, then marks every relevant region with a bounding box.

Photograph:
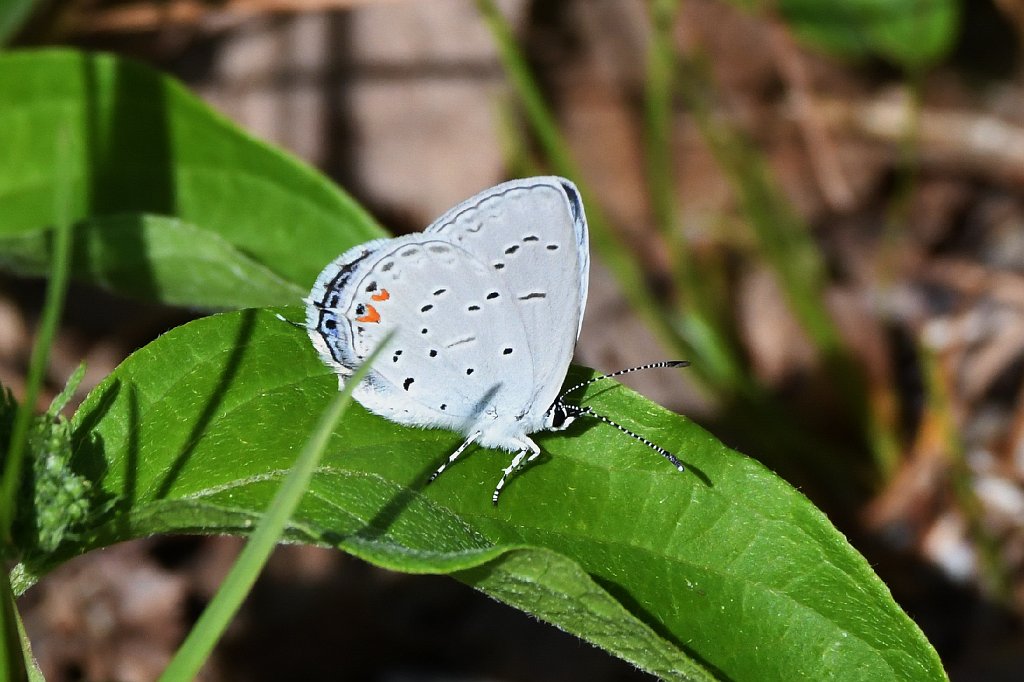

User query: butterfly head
[541,361,691,472]
[543,400,580,432]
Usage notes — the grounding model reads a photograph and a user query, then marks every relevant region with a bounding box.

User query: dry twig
[767,19,856,211]
[70,0,404,34]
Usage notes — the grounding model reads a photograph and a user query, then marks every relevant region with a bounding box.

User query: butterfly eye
[545,402,575,431]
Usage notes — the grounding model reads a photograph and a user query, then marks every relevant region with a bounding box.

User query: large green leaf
[0,215,303,309]
[0,49,383,305]
[12,309,945,681]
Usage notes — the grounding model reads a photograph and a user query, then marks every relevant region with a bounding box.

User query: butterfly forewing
[427,177,589,412]
[312,233,536,433]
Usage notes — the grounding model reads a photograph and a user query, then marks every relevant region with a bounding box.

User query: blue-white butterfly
[307,177,686,503]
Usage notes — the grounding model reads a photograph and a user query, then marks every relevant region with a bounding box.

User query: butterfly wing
[307,234,536,438]
[425,177,589,422]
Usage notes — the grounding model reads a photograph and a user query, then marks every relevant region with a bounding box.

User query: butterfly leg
[491,438,541,505]
[429,431,482,484]
[273,312,307,329]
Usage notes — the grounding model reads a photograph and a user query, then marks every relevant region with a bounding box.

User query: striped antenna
[565,405,686,472]
[559,360,690,399]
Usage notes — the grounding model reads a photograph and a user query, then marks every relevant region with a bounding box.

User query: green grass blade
[0,570,44,681]
[1,130,74,547]
[675,54,902,478]
[644,0,683,251]
[642,0,747,390]
[157,331,392,682]
[0,126,74,682]
[476,0,693,366]
[0,575,26,682]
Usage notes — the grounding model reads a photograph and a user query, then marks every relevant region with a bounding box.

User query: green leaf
[0,0,39,45]
[160,331,394,682]
[0,575,27,682]
[0,215,304,308]
[12,309,944,680]
[734,0,959,69]
[18,365,97,556]
[0,49,384,305]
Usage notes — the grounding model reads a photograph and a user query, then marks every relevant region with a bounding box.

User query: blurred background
[3,0,1024,679]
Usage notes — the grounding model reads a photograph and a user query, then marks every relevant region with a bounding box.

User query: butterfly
[306,176,686,504]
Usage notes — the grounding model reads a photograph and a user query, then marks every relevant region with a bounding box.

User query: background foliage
[3,0,1019,679]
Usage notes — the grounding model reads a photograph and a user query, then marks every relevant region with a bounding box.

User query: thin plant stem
[868,74,927,480]
[920,342,1010,602]
[675,54,884,426]
[0,129,74,682]
[476,0,692,367]
[645,0,684,250]
[642,0,746,391]
[0,144,75,549]
[672,49,915,490]
[158,332,393,682]
[0,574,26,682]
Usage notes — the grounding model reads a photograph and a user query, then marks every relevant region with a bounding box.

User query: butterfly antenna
[571,405,686,473]
[559,360,689,399]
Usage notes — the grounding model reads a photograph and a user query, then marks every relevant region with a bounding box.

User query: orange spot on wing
[371,289,390,301]
[356,304,381,323]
